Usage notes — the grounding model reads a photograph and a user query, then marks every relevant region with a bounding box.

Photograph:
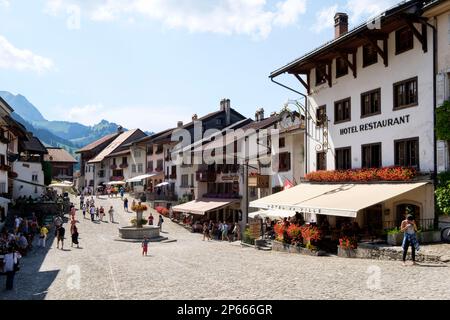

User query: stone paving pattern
[1,195,450,300]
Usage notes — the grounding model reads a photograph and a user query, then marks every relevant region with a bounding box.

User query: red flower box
[305,166,417,183]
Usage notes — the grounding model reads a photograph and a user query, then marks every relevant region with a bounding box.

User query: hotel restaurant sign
[267,204,321,214]
[339,114,410,136]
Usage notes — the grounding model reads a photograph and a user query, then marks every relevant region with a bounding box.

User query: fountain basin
[119,226,160,240]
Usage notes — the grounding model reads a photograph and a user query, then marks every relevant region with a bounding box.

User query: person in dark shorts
[71,224,79,248]
[56,226,65,250]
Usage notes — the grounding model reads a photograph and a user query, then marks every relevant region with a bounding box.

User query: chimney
[177,121,183,128]
[334,13,348,38]
[255,109,260,122]
[192,114,198,121]
[224,98,231,126]
[219,99,226,111]
[259,108,264,120]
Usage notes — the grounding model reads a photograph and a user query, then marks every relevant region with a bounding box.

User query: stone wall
[355,243,443,263]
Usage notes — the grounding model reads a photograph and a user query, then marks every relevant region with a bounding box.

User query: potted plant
[386,228,404,246]
[130,218,148,227]
[337,236,358,258]
[131,202,148,228]
[300,225,322,251]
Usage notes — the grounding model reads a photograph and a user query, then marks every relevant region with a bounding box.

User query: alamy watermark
[167,118,299,174]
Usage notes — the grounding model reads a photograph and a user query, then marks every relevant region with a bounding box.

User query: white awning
[172,198,236,216]
[250,182,429,218]
[156,182,170,187]
[106,181,126,185]
[126,174,156,183]
[248,209,296,220]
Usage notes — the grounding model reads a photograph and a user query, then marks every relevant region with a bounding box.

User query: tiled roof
[22,136,48,154]
[76,132,121,153]
[44,147,77,163]
[88,129,140,163]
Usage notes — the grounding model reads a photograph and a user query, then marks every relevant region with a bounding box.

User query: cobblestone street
[1,195,450,300]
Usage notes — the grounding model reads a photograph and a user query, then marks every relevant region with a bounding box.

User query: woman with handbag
[3,247,21,290]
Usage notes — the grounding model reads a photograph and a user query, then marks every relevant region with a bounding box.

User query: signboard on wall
[222,175,239,182]
[248,220,261,239]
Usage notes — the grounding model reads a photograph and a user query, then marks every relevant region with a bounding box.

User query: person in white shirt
[108,206,114,223]
[3,247,21,290]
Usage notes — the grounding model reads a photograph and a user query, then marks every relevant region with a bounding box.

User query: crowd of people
[200,221,241,242]
[80,194,115,223]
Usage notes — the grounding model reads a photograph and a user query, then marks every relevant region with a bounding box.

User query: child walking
[142,236,149,256]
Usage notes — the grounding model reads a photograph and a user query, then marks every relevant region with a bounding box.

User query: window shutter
[437,73,446,106]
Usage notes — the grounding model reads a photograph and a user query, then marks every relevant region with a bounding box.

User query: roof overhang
[270,0,429,78]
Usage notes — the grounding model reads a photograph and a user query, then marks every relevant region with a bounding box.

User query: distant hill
[0,91,132,154]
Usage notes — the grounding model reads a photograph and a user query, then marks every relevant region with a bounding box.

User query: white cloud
[0,35,55,73]
[62,103,193,132]
[311,0,400,34]
[274,0,307,27]
[44,0,308,39]
[345,0,399,24]
[311,4,338,33]
[0,0,10,8]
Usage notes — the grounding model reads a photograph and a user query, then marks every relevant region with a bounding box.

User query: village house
[252,0,439,241]
[86,128,147,190]
[76,130,122,190]
[0,97,48,229]
[12,135,47,199]
[128,99,248,208]
[44,147,77,182]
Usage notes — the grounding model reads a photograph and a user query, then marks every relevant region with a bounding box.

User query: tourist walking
[82,206,86,219]
[202,222,209,241]
[80,194,84,209]
[56,226,65,250]
[124,198,129,212]
[108,206,115,223]
[401,214,420,266]
[95,207,100,220]
[90,205,95,222]
[99,206,105,222]
[232,223,241,241]
[39,225,48,248]
[221,222,229,241]
[148,213,154,226]
[3,247,21,290]
[54,215,62,229]
[142,236,149,256]
[120,187,125,199]
[71,224,79,248]
[217,222,223,240]
[208,220,214,240]
[158,215,164,232]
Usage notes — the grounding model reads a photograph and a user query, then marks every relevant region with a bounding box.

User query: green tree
[436,172,450,216]
[42,161,52,186]
[436,100,450,157]
[436,102,450,216]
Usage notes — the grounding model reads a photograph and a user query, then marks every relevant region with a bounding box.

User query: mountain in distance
[0,91,137,152]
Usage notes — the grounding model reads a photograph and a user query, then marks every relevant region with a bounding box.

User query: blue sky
[0,0,399,132]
